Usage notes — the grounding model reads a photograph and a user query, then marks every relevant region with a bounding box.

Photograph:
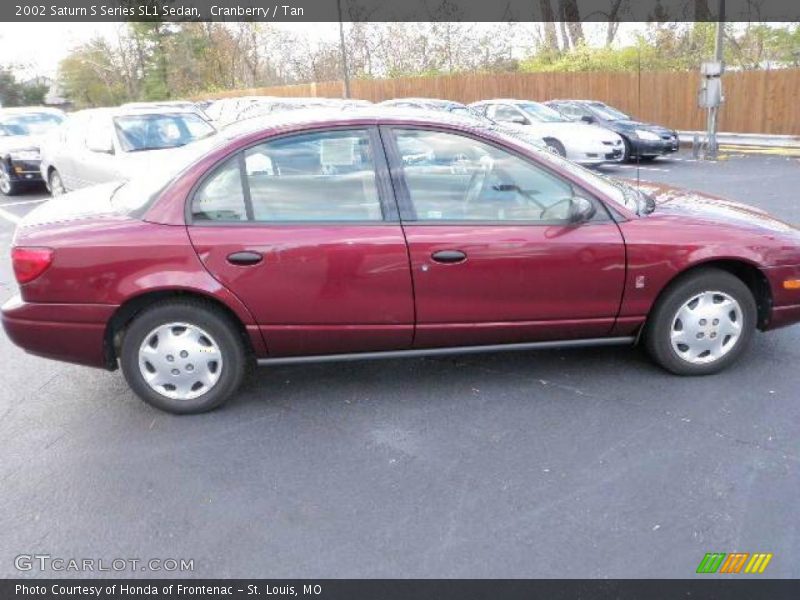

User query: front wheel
[48,169,66,196]
[544,138,567,157]
[645,269,757,375]
[120,299,247,413]
[0,161,21,196]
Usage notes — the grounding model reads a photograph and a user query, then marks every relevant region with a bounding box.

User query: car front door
[383,126,626,348]
[186,127,415,356]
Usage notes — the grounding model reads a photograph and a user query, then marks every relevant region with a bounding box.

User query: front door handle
[431,250,467,264]
[227,251,263,266]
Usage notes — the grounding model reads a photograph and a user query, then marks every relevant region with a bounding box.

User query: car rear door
[382,126,626,348]
[186,126,415,357]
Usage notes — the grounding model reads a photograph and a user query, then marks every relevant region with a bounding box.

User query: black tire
[48,169,66,196]
[645,268,757,376]
[544,138,567,157]
[0,161,21,196]
[621,137,633,162]
[120,299,247,414]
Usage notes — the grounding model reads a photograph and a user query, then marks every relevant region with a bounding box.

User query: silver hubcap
[138,322,223,400]
[670,291,743,365]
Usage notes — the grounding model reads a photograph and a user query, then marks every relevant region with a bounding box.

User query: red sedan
[4,111,800,413]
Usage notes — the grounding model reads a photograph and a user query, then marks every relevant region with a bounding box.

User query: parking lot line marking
[0,205,21,224]
[0,198,47,207]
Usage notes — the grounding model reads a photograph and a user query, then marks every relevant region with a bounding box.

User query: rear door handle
[227,251,263,266]
[431,250,467,264]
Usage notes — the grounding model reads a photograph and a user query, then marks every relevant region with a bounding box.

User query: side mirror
[86,134,114,154]
[581,115,595,124]
[568,196,596,223]
[510,115,529,125]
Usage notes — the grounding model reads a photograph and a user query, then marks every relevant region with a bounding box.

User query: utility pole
[336,0,351,99]
[705,0,725,159]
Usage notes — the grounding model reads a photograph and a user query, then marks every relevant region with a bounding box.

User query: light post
[336,0,351,99]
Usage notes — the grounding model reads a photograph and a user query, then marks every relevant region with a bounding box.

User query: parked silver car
[40,106,217,195]
[470,99,624,164]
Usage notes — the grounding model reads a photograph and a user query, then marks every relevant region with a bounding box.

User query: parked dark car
[0,107,66,195]
[4,109,800,414]
[545,100,679,161]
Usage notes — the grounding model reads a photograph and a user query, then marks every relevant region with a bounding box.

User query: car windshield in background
[113,113,216,152]
[518,102,569,123]
[0,112,64,136]
[588,103,630,121]
[111,134,225,213]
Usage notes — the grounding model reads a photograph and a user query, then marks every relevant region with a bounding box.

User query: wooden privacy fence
[203,69,800,135]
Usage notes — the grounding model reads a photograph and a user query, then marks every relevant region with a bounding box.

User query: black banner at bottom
[3,579,800,600]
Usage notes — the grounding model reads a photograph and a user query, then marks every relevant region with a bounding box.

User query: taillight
[12,247,54,284]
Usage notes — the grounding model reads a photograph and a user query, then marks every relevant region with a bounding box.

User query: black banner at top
[3,579,800,600]
[2,0,800,23]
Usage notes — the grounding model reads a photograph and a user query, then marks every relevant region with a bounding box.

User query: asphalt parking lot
[1,149,799,579]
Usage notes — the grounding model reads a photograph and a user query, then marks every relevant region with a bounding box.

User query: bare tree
[538,0,559,52]
[559,0,585,47]
[605,0,625,46]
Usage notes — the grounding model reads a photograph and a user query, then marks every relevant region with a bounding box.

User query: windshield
[588,102,630,121]
[0,112,64,136]
[517,102,569,123]
[113,113,216,152]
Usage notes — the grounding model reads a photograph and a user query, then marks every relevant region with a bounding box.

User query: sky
[0,22,651,80]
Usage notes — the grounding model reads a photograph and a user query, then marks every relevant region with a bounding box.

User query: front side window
[491,105,524,123]
[392,128,595,223]
[190,129,383,223]
[517,102,568,123]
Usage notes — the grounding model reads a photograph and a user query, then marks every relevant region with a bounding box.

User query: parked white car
[40,106,217,195]
[469,99,624,164]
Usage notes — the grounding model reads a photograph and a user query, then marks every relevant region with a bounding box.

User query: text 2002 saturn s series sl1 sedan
[4,109,800,414]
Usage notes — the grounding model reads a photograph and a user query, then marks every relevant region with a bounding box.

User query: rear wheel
[120,299,247,413]
[645,269,756,375]
[0,161,21,196]
[48,169,66,196]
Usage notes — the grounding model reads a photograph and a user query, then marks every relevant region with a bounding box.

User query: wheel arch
[637,258,772,344]
[104,289,257,370]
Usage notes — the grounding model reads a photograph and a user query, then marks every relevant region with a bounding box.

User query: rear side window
[191,157,248,222]
[190,129,383,223]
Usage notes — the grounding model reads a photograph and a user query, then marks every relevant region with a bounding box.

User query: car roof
[469,99,537,106]
[221,106,494,140]
[381,98,462,106]
[73,106,208,118]
[548,99,607,105]
[0,106,64,116]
